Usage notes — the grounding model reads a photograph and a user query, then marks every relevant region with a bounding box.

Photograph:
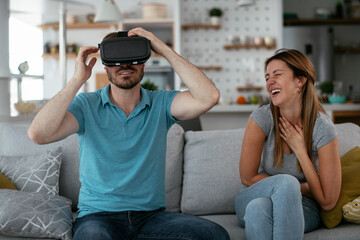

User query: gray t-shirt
[250,104,337,182]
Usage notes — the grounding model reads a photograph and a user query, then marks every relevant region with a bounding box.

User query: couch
[1,122,360,239]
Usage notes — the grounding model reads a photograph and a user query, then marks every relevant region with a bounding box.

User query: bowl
[328,95,346,104]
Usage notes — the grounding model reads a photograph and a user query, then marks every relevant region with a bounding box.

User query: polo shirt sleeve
[68,93,86,135]
[165,90,180,126]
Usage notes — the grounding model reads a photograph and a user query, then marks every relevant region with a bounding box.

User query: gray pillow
[0,189,73,240]
[181,129,245,215]
[0,147,62,195]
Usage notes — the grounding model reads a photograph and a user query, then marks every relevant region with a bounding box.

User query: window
[9,14,43,116]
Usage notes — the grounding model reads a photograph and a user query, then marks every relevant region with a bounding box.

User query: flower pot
[210,16,220,25]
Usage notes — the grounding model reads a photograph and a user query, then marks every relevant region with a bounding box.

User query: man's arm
[128,28,220,120]
[27,46,98,144]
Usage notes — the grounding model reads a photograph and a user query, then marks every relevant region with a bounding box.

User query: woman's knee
[244,197,273,224]
[273,174,301,194]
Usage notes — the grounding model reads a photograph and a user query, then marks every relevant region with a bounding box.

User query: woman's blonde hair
[265,49,326,171]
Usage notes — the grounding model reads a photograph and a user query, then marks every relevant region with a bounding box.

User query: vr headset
[98,31,151,66]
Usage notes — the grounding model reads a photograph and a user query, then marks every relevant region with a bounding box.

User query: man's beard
[107,65,144,90]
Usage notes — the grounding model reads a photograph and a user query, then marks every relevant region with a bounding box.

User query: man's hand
[128,27,169,57]
[73,46,98,84]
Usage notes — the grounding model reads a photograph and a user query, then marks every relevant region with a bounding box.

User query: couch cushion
[335,123,360,157]
[181,129,245,215]
[165,123,184,212]
[0,189,73,240]
[0,147,62,195]
[2,125,80,211]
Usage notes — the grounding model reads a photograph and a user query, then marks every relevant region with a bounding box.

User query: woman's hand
[279,116,307,158]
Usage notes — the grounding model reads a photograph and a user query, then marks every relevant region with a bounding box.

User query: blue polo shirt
[68,85,179,218]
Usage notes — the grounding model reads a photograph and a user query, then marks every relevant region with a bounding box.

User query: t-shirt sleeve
[164,90,180,127]
[312,113,337,151]
[68,94,86,134]
[250,104,273,136]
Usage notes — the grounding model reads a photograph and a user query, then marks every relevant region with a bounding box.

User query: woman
[235,49,341,240]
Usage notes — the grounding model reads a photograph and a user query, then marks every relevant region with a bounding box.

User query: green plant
[209,8,223,17]
[141,78,158,91]
[318,81,334,95]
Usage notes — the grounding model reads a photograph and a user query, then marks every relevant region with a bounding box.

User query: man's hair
[103,32,118,41]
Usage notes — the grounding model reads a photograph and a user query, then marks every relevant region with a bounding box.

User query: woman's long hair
[265,49,326,171]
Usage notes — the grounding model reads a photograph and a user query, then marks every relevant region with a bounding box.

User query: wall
[180,0,282,103]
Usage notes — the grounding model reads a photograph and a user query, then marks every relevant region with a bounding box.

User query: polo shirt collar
[100,84,151,109]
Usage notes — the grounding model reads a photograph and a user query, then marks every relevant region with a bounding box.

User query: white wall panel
[180,0,282,102]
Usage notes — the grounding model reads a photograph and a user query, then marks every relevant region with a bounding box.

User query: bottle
[336,1,344,18]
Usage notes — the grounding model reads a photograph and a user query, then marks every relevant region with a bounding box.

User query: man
[27,28,229,240]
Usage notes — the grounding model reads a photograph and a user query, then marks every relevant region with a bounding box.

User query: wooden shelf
[38,22,118,30]
[182,24,221,30]
[224,43,276,50]
[43,53,100,59]
[335,46,360,54]
[197,66,222,71]
[237,86,263,92]
[284,18,360,26]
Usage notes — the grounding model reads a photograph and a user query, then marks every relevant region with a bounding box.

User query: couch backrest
[2,124,80,211]
[179,122,360,216]
[1,123,186,213]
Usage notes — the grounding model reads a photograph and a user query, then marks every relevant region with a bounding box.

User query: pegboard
[180,0,282,102]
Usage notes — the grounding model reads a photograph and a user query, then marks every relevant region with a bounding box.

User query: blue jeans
[73,208,230,240]
[235,174,320,240]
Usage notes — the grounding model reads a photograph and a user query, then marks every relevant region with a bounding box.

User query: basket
[142,3,167,19]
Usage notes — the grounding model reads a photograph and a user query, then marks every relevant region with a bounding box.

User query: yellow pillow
[321,146,360,228]
[0,172,17,190]
[343,196,360,224]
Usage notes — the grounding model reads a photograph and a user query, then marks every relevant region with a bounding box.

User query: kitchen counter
[200,103,360,130]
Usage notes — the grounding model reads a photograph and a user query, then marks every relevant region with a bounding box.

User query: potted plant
[209,7,223,25]
[141,78,158,91]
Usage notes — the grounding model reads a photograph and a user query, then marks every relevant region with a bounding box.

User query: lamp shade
[94,0,121,23]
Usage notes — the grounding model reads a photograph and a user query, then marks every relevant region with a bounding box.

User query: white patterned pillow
[0,147,62,195]
[0,189,73,240]
[343,196,360,224]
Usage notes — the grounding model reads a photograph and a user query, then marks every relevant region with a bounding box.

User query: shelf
[38,22,118,30]
[335,46,360,54]
[237,86,263,92]
[182,24,221,30]
[197,66,222,71]
[224,43,276,50]
[42,53,100,59]
[284,18,360,26]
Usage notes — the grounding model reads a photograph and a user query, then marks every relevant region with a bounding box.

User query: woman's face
[265,59,302,108]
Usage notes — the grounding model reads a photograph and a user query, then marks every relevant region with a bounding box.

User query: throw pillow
[181,128,245,215]
[0,147,62,195]
[343,196,360,224]
[0,172,17,190]
[321,146,360,228]
[0,189,73,240]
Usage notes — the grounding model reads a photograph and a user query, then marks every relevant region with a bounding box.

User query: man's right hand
[73,46,98,84]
